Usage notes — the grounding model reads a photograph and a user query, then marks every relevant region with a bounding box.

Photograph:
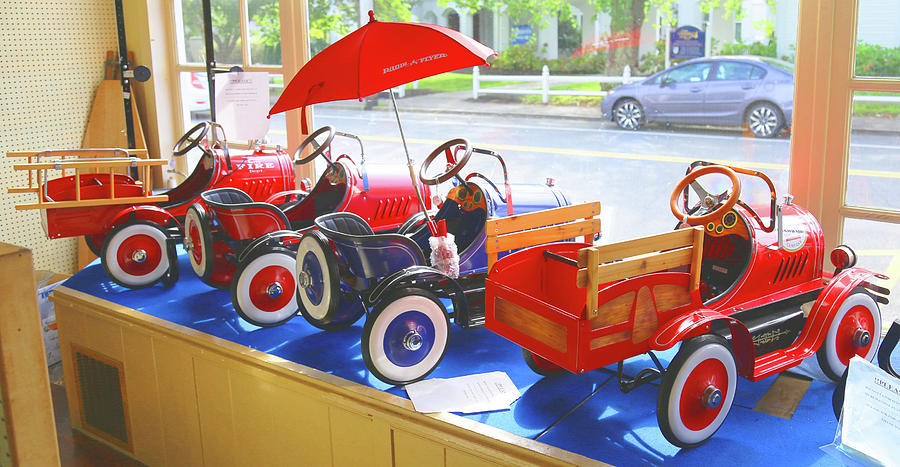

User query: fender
[109,205,182,233]
[366,265,466,323]
[651,309,755,378]
[796,267,881,357]
[237,229,308,265]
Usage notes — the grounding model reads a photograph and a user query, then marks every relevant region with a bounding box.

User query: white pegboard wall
[0,1,117,274]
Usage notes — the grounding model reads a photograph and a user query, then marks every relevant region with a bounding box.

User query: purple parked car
[601,56,794,137]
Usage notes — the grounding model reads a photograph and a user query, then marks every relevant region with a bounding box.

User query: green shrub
[856,42,900,77]
[488,42,608,75]
[719,37,778,57]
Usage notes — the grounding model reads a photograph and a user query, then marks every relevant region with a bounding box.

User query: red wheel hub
[835,304,876,365]
[188,223,203,264]
[248,265,295,312]
[116,234,163,276]
[680,359,729,431]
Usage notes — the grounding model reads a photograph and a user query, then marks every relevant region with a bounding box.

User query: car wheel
[522,348,566,377]
[296,231,342,330]
[184,203,214,282]
[101,221,172,288]
[231,246,299,327]
[614,99,644,131]
[816,290,881,381]
[658,334,736,448]
[746,102,784,138]
[362,288,449,385]
[84,234,105,257]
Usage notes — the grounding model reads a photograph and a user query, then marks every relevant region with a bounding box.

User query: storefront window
[173,0,286,145]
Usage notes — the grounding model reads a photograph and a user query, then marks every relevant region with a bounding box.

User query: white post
[705,14,713,57]
[473,66,480,100]
[397,85,405,98]
[623,65,631,84]
[541,65,550,104]
[412,81,418,90]
[664,23,671,70]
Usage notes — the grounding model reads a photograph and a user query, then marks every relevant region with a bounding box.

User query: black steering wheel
[173,122,210,156]
[419,138,473,186]
[293,126,336,165]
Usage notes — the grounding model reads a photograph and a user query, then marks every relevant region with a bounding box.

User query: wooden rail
[485,201,602,269]
[576,226,704,318]
[8,149,168,210]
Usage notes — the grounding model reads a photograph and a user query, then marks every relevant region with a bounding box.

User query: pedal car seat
[202,187,289,241]
[156,151,216,209]
[283,162,350,230]
[315,212,426,279]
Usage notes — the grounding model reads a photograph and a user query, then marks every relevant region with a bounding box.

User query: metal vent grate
[773,251,809,283]
[75,350,128,445]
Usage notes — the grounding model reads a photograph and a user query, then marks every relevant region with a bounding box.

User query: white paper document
[840,356,900,466]
[215,71,270,141]
[405,371,521,414]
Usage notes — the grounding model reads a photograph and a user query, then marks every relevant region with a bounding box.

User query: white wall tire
[231,247,299,327]
[817,291,882,381]
[101,221,171,288]
[184,203,214,281]
[658,334,736,448]
[362,289,449,385]
[296,231,340,329]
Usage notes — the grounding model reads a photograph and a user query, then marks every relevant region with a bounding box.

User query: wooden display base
[51,286,599,466]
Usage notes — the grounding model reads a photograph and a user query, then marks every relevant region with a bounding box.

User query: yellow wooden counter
[52,283,601,466]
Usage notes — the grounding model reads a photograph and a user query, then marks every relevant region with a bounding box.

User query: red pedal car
[181,125,431,326]
[485,161,888,448]
[8,122,300,288]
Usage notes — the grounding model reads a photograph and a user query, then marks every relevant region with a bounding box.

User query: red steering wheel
[670,165,741,225]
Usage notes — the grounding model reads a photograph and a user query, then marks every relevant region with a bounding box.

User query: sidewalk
[320,88,900,134]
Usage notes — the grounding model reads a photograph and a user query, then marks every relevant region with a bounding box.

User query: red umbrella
[269,11,496,123]
[269,11,496,249]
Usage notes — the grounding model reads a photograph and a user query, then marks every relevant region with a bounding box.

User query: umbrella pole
[389,88,432,226]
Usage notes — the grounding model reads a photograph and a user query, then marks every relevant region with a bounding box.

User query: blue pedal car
[294,138,573,385]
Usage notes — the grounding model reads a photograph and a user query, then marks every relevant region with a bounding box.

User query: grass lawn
[853,91,900,117]
[522,82,605,107]
[413,72,522,93]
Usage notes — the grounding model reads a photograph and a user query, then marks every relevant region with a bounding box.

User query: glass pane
[845,91,900,211]
[265,74,287,146]
[303,1,797,241]
[180,71,211,126]
[175,0,243,66]
[179,71,286,146]
[842,218,899,332]
[175,0,205,65]
[248,0,281,66]
[855,0,900,78]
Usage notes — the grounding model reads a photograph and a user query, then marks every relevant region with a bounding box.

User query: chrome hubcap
[132,249,147,263]
[266,282,283,298]
[297,270,311,288]
[402,330,423,351]
[616,102,642,130]
[749,107,778,136]
[702,385,722,409]
[853,328,871,348]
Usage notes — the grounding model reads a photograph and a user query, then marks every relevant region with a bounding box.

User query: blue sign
[670,25,705,59]
[511,25,533,45]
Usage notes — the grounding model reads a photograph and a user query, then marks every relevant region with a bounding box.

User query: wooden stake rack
[575,226,704,318]
[7,149,168,210]
[485,201,602,269]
